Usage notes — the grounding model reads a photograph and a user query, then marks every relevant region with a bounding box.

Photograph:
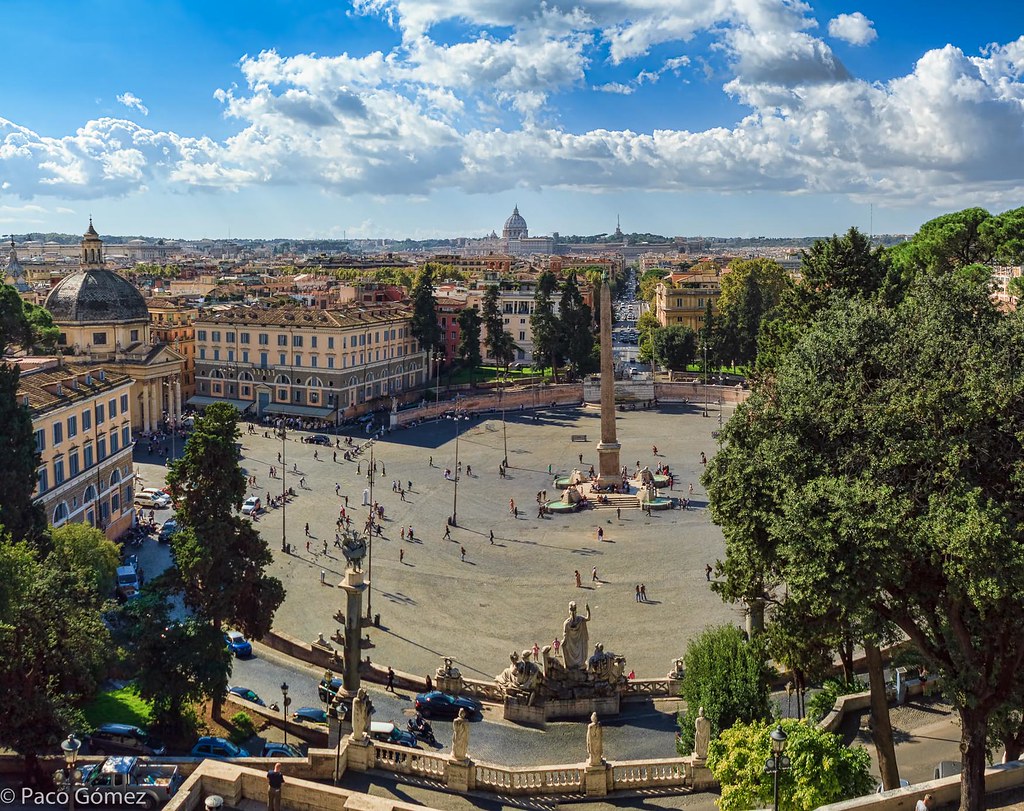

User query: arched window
[84,485,97,503]
[308,377,323,388]
[211,369,225,379]
[53,502,70,526]
[111,469,122,485]
[275,374,290,385]
[239,371,254,382]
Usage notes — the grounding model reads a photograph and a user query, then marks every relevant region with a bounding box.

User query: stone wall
[392,384,584,426]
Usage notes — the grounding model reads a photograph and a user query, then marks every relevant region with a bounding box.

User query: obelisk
[596,273,621,486]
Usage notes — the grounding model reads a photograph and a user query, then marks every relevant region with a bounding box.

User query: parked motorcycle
[407,715,436,746]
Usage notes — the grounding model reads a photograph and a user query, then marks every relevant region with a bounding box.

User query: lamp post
[366,443,375,620]
[433,350,444,407]
[448,407,469,526]
[162,376,178,462]
[56,734,81,811]
[281,682,291,749]
[499,376,508,467]
[702,341,709,418]
[764,725,791,811]
[277,421,288,553]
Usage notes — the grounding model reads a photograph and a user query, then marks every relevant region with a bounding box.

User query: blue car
[224,630,252,657]
[414,690,482,719]
[292,707,328,724]
[190,736,250,759]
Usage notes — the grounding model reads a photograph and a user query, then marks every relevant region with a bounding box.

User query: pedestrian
[401,527,406,540]
[400,489,406,502]
[460,546,466,562]
[386,666,395,692]
[499,465,505,478]
[597,527,604,542]
[277,452,281,463]
[533,642,540,660]
[408,480,413,491]
[382,463,386,475]
[592,566,598,583]
[306,540,311,554]
[335,533,342,548]
[548,464,552,474]
[689,482,694,495]
[333,451,337,462]
[444,524,452,541]
[323,540,328,556]
[335,483,340,496]
[320,570,326,585]
[915,795,934,811]
[400,548,405,564]
[700,451,707,465]
[489,529,495,544]
[509,498,516,514]
[514,506,519,518]
[616,507,621,520]
[429,455,433,467]
[640,583,648,601]
[705,563,712,581]
[408,525,414,541]
[314,450,318,461]
[575,570,582,588]
[467,464,472,476]
[266,763,284,811]
[579,453,583,464]
[357,462,361,475]
[635,584,641,603]
[305,522,311,537]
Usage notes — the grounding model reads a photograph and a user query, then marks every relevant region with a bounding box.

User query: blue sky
[1,0,1023,240]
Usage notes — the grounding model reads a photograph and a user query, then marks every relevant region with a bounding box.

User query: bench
[571,434,588,442]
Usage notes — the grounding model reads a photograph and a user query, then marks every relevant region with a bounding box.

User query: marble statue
[586,712,604,766]
[588,643,625,684]
[569,469,585,486]
[341,530,367,571]
[561,601,591,670]
[452,708,469,761]
[517,650,544,703]
[351,688,371,741]
[693,706,711,763]
[669,658,685,680]
[436,656,461,680]
[496,651,521,690]
[561,485,582,505]
[638,481,659,504]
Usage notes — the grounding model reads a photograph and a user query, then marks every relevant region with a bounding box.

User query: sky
[1,0,1023,240]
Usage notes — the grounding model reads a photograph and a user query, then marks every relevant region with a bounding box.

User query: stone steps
[589,494,641,510]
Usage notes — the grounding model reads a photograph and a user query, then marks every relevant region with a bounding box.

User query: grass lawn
[83,685,154,730]
[444,365,549,386]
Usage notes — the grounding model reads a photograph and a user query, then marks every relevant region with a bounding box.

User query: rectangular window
[311,356,318,368]
[111,492,120,514]
[53,421,63,446]
[294,354,302,367]
[211,330,221,342]
[199,347,207,360]
[226,332,236,343]
[122,426,130,447]
[260,352,269,368]
[278,334,287,346]
[197,329,207,341]
[37,467,48,494]
[130,329,139,342]
[92,332,107,346]
[110,430,119,454]
[84,443,94,468]
[292,335,303,347]
[69,451,80,478]
[97,437,107,460]
[121,393,128,413]
[54,458,65,485]
[311,336,318,348]
[83,410,91,431]
[328,337,334,349]
[259,333,269,346]
[109,398,117,418]
[242,350,249,363]
[213,349,221,361]
[228,350,234,362]
[240,332,250,344]
[67,414,78,439]
[328,357,335,369]
[35,428,46,452]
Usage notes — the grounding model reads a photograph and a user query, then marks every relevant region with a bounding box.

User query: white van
[133,492,163,510]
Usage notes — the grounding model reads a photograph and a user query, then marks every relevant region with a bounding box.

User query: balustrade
[474,764,583,795]
[611,759,688,789]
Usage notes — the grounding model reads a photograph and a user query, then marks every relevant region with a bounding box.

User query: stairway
[589,492,641,510]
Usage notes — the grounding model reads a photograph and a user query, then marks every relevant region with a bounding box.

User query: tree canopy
[409,264,442,353]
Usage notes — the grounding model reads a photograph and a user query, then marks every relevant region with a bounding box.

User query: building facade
[192,303,427,422]
[465,280,540,364]
[17,360,136,540]
[654,271,722,331]
[148,298,198,401]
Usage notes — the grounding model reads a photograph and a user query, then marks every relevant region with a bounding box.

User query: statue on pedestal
[586,712,604,766]
[436,656,461,680]
[588,643,625,687]
[452,708,470,761]
[561,601,591,670]
[693,706,711,763]
[351,688,371,741]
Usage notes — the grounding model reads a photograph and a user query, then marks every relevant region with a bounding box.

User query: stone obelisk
[596,273,621,486]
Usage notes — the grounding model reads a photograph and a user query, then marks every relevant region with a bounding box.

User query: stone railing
[611,759,689,790]
[474,763,584,795]
[456,678,507,703]
[622,678,676,698]
[371,741,448,781]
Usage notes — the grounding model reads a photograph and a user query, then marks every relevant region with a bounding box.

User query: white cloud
[595,82,635,94]
[828,12,877,46]
[116,92,149,116]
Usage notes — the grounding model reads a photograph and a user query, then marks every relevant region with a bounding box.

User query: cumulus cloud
[1,2,1023,210]
[116,92,149,115]
[828,12,877,46]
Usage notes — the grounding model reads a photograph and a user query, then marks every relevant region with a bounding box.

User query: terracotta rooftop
[14,360,132,414]
[195,303,413,328]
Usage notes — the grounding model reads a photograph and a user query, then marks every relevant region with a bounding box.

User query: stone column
[339,567,367,696]
[596,274,621,486]
[140,388,150,434]
[175,378,182,421]
[149,381,159,432]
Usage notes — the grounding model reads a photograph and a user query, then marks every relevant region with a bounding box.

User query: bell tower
[81,218,104,269]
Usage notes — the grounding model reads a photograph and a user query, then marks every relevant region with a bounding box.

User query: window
[328,357,335,369]
[197,329,207,341]
[37,468,48,493]
[130,329,139,342]
[199,347,206,360]
[213,349,220,361]
[328,337,334,349]
[311,336,318,348]
[260,352,268,368]
[54,457,65,485]
[83,409,91,431]
[84,443,94,468]
[211,331,221,342]
[294,354,302,367]
[97,437,107,460]
[240,332,250,344]
[293,335,303,347]
[35,428,45,452]
[226,332,236,343]
[279,353,286,366]
[109,398,117,418]
[110,430,119,454]
[228,350,234,362]
[53,421,63,446]
[69,450,80,477]
[278,389,287,400]
[53,502,69,525]
[259,333,269,345]
[96,403,105,424]
[278,334,287,346]
[242,350,249,363]
[122,426,130,447]
[93,332,108,345]
[111,492,120,514]
[519,331,525,341]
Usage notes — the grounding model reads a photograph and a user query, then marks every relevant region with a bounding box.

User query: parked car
[139,488,172,508]
[318,675,343,703]
[291,707,328,725]
[413,691,482,719]
[115,564,142,601]
[308,434,332,445]
[224,630,252,658]
[227,686,265,706]
[75,757,181,809]
[369,721,419,749]
[241,496,261,515]
[261,742,303,758]
[158,518,179,544]
[133,493,164,510]
[87,723,165,757]
[190,737,250,759]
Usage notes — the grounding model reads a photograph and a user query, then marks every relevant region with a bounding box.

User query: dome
[44,269,149,324]
[502,205,528,240]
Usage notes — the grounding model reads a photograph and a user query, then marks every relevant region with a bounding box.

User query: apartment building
[148,298,198,401]
[17,359,136,540]
[465,279,540,364]
[654,270,722,331]
[192,303,427,421]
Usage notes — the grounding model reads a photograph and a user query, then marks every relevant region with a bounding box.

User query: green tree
[652,325,696,371]
[491,330,519,373]
[0,284,33,356]
[0,364,44,544]
[166,403,284,712]
[676,625,772,752]
[708,718,874,811]
[22,301,59,353]
[49,523,120,596]
[717,258,792,366]
[705,273,1024,811]
[409,265,441,353]
[455,307,483,381]
[559,275,595,376]
[481,284,504,361]
[530,271,562,379]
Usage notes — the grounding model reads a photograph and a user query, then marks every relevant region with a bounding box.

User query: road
[229,644,683,766]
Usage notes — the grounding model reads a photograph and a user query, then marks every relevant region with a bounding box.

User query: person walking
[401,527,406,541]
[489,529,495,544]
[266,763,284,811]
[460,546,466,562]
[386,667,395,692]
[333,451,337,462]
[444,524,452,541]
[323,539,328,556]
[592,566,598,583]
[575,570,582,588]
[400,548,405,564]
[640,583,648,601]
[429,455,433,467]
[616,507,621,520]
[305,522,311,537]
[635,584,641,603]
[597,527,604,542]
[578,453,583,464]
[689,482,694,495]
[705,563,713,581]
[306,540,311,554]
[509,498,516,515]
[335,483,341,496]
[466,464,472,476]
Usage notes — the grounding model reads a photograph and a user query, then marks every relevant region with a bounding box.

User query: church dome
[44,269,149,325]
[502,205,528,240]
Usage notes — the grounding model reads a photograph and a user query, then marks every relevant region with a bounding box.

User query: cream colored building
[148,298,198,400]
[654,270,722,331]
[17,359,136,540]
[45,222,186,433]
[192,303,427,421]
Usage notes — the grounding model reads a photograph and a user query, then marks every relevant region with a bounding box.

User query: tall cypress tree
[481,283,504,361]
[410,265,441,353]
[530,271,561,380]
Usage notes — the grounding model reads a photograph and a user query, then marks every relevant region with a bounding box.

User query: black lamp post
[448,408,468,526]
[366,443,375,619]
[702,341,709,418]
[277,422,287,553]
[499,376,508,467]
[764,724,791,811]
[281,682,291,748]
[58,734,81,811]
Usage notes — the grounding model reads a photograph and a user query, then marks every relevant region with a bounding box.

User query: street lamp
[366,443,375,620]
[162,376,179,463]
[277,422,288,553]
[447,408,469,526]
[499,376,508,467]
[56,734,81,811]
[785,680,795,717]
[281,682,291,749]
[433,350,444,407]
[764,725,791,811]
[702,341,709,418]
